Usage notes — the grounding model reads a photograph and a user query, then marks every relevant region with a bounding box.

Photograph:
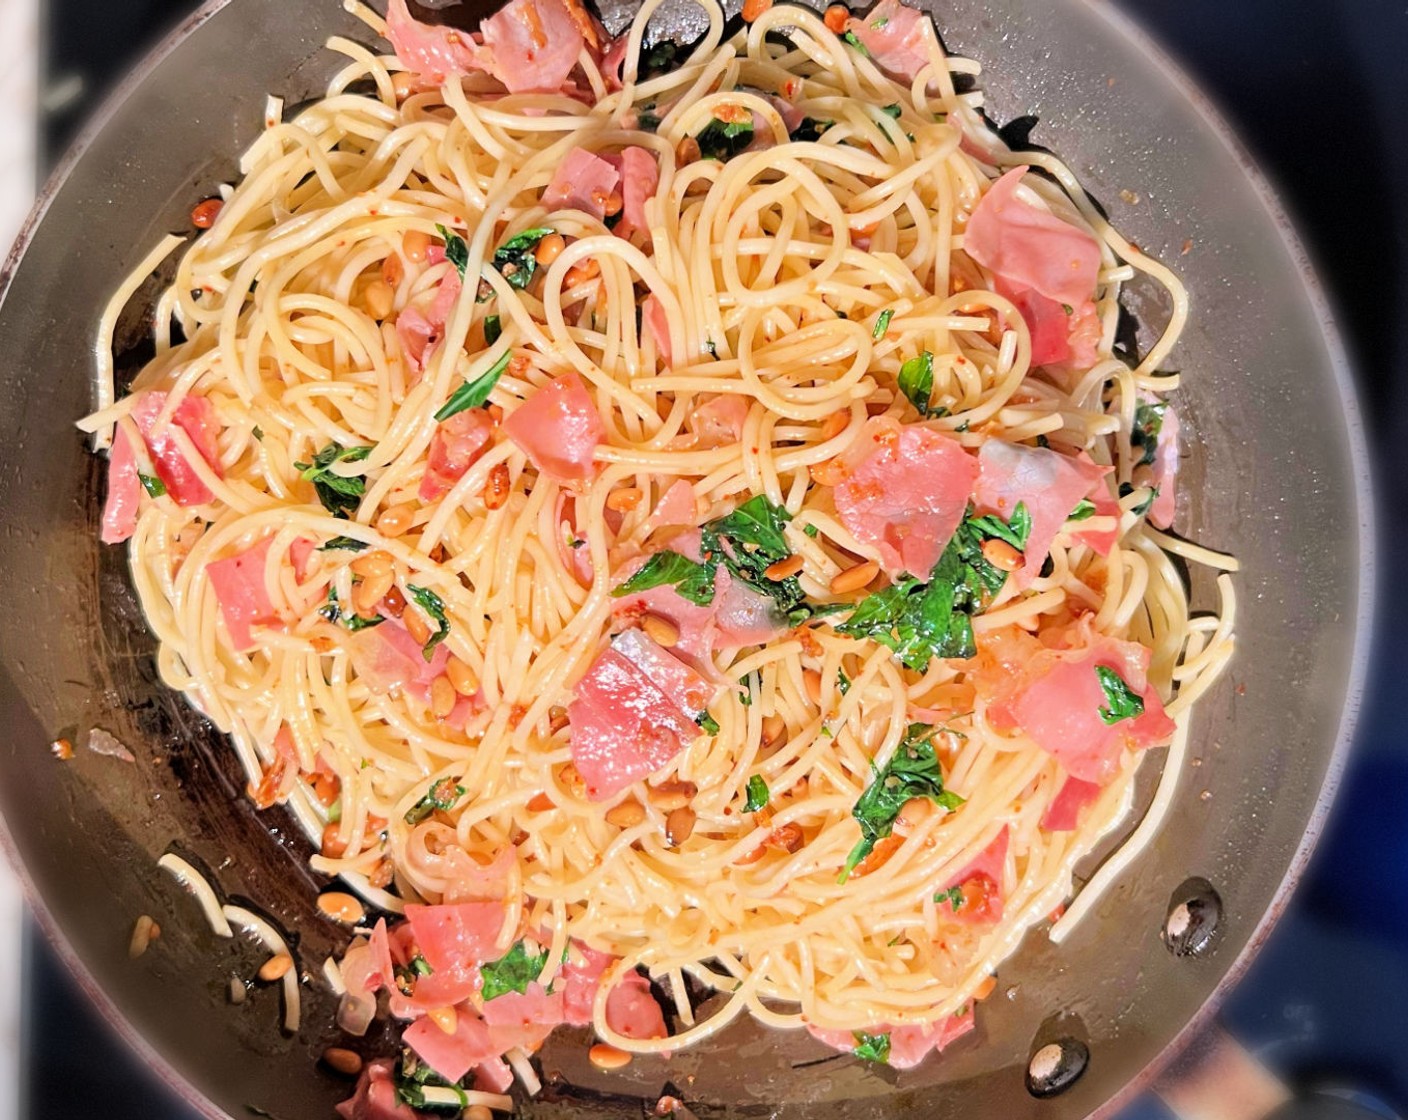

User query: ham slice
[404,1010,499,1083]
[936,826,1009,924]
[605,971,668,1041]
[420,408,494,502]
[807,1004,975,1068]
[604,146,658,242]
[843,0,933,85]
[395,306,437,376]
[1040,776,1104,832]
[974,439,1108,587]
[100,429,141,544]
[480,0,585,93]
[568,628,714,799]
[543,148,620,220]
[335,1059,419,1120]
[206,537,280,651]
[642,294,672,365]
[346,619,451,704]
[480,983,565,1054]
[503,371,604,482]
[692,394,749,447]
[385,0,484,83]
[560,941,615,1025]
[1147,405,1180,530]
[832,417,978,578]
[131,391,223,507]
[1070,470,1121,557]
[403,900,507,973]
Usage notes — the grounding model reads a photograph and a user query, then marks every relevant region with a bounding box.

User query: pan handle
[1154,1023,1400,1120]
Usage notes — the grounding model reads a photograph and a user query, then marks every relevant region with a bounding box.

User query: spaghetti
[83,0,1236,1087]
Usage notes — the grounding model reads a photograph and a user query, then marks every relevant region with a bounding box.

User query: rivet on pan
[1026,1038,1089,1098]
[1163,877,1222,958]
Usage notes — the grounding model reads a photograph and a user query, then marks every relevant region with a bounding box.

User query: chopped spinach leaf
[842,30,870,55]
[483,313,502,346]
[1095,665,1144,725]
[701,495,809,619]
[837,668,851,695]
[744,774,770,812]
[1068,498,1097,522]
[789,116,834,143]
[611,550,717,606]
[934,884,964,911]
[870,16,889,28]
[696,115,755,161]
[138,472,167,498]
[698,711,721,736]
[435,224,469,279]
[404,777,467,825]
[480,939,549,1001]
[872,308,894,340]
[804,523,820,538]
[965,501,1031,551]
[853,1032,891,1063]
[637,108,662,132]
[490,227,553,292]
[318,535,367,552]
[881,103,902,119]
[394,1051,469,1113]
[344,612,386,632]
[434,350,511,422]
[1120,481,1159,517]
[841,724,964,881]
[406,584,450,660]
[639,39,681,80]
[294,443,373,518]
[1132,399,1167,466]
[898,351,936,416]
[252,425,264,442]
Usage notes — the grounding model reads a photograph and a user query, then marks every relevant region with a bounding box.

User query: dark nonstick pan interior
[0,0,1372,1117]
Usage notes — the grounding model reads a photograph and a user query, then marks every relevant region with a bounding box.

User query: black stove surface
[21,0,1408,1116]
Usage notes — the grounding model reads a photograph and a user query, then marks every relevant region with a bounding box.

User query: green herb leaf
[696,115,755,161]
[411,954,433,976]
[483,313,502,346]
[842,29,870,56]
[789,117,834,143]
[934,884,964,911]
[138,472,167,498]
[318,535,367,552]
[1132,400,1167,467]
[698,711,720,735]
[744,774,770,812]
[480,939,550,1001]
[1068,498,1097,522]
[836,668,852,695]
[327,797,342,825]
[870,16,889,28]
[637,108,662,132]
[406,584,450,660]
[1120,481,1159,517]
[881,103,902,119]
[434,350,511,422]
[491,227,553,291]
[804,523,820,538]
[873,308,894,340]
[966,501,1031,551]
[404,777,467,825]
[344,613,385,632]
[898,351,936,416]
[701,495,811,619]
[841,724,965,881]
[853,1032,891,1063]
[294,443,373,518]
[252,425,264,442]
[1095,665,1145,725]
[611,550,717,606]
[639,40,681,80]
[394,1052,469,1111]
[435,224,469,279]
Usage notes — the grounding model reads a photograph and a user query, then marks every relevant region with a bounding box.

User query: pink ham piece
[504,371,604,482]
[403,900,507,973]
[427,269,462,328]
[965,167,1103,370]
[640,479,697,537]
[989,631,1176,784]
[132,391,223,506]
[481,983,565,1054]
[832,417,978,578]
[100,429,141,544]
[543,148,620,220]
[289,536,317,581]
[206,537,280,651]
[560,941,615,1025]
[480,0,585,93]
[385,0,483,83]
[335,1059,419,1120]
[843,0,933,85]
[604,146,659,242]
[395,306,437,376]
[974,439,1108,588]
[474,1058,515,1094]
[1147,405,1180,530]
[367,918,397,991]
[404,1009,499,1083]
[605,971,668,1041]
[1071,473,1121,557]
[936,826,1009,924]
[807,1004,975,1068]
[346,619,451,704]
[642,294,672,365]
[568,627,714,799]
[420,408,495,501]
[1041,776,1104,832]
[692,394,749,447]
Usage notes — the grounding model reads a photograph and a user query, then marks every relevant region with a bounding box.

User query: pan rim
[0,0,1376,1116]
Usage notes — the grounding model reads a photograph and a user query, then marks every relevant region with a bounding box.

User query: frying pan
[0,0,1373,1116]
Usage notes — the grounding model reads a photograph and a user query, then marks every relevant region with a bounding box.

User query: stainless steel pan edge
[0,0,1374,1117]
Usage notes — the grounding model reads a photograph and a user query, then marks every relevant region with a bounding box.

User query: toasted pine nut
[549,705,570,733]
[362,279,394,321]
[350,549,393,578]
[824,4,849,32]
[606,486,643,512]
[601,192,624,218]
[317,891,366,924]
[376,503,416,537]
[323,1048,364,1077]
[803,669,823,705]
[640,613,681,648]
[665,806,697,847]
[742,0,773,20]
[821,410,849,440]
[354,568,394,614]
[894,795,932,835]
[676,136,701,164]
[403,229,431,263]
[427,1005,458,1034]
[446,656,478,697]
[761,713,786,746]
[258,954,294,982]
[764,554,803,581]
[404,606,432,646]
[981,538,1024,573]
[320,822,347,858]
[830,559,879,595]
[564,258,601,287]
[605,799,646,828]
[51,738,73,760]
[129,915,159,959]
[430,674,457,719]
[647,781,697,812]
[483,462,511,510]
[535,232,566,265]
[367,860,393,891]
[382,253,405,287]
[391,71,417,100]
[589,1043,632,1070]
[972,975,997,1002]
[465,1107,494,1120]
[381,585,406,618]
[559,762,586,797]
[768,823,804,853]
